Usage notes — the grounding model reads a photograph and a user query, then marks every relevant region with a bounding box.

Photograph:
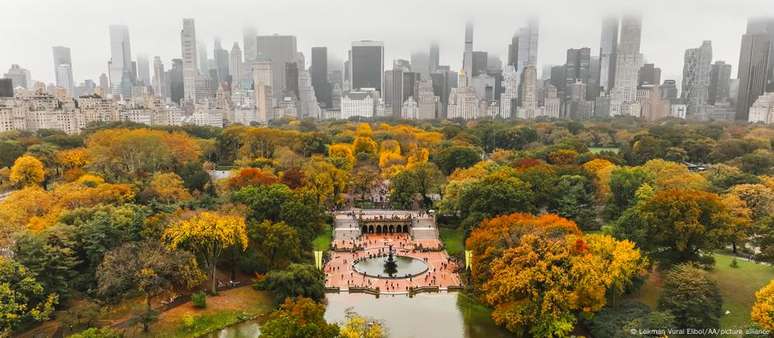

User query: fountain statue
[383,244,398,277]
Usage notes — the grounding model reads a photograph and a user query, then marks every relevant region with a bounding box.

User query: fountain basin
[352,255,429,279]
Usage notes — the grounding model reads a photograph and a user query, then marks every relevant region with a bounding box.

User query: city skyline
[2,0,773,85]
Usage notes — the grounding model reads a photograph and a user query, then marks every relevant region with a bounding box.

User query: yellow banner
[314,251,323,270]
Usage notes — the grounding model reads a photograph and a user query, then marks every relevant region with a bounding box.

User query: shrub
[192,291,207,308]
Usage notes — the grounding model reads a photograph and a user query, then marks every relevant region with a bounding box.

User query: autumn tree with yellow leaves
[163,211,248,294]
[752,280,774,330]
[10,155,45,187]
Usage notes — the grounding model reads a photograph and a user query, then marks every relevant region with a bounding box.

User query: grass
[628,254,774,333]
[313,223,332,251]
[117,287,273,338]
[440,227,465,257]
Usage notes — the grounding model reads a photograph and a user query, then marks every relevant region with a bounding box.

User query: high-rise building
[660,79,679,101]
[180,18,198,103]
[0,79,13,97]
[311,47,331,108]
[507,36,519,67]
[3,64,31,89]
[746,17,774,91]
[748,92,774,123]
[431,69,457,118]
[708,61,732,105]
[463,22,474,86]
[638,63,661,86]
[564,47,591,98]
[152,56,165,97]
[517,19,539,70]
[598,17,619,94]
[736,25,772,120]
[429,43,440,73]
[681,41,713,117]
[518,64,538,119]
[169,58,184,104]
[98,73,109,96]
[415,79,437,119]
[472,51,488,77]
[411,52,430,79]
[285,62,299,98]
[213,39,230,83]
[243,27,258,63]
[253,60,273,122]
[350,40,384,93]
[543,84,561,118]
[108,25,132,97]
[197,41,209,77]
[52,46,75,96]
[136,55,151,86]
[610,15,643,116]
[257,34,298,100]
[500,65,518,118]
[229,43,243,89]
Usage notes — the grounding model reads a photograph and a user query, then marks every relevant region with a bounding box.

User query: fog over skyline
[2,0,773,85]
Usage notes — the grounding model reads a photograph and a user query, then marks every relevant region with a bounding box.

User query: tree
[657,264,723,329]
[606,167,651,219]
[97,241,204,331]
[583,158,616,202]
[260,263,326,303]
[244,221,301,272]
[10,155,45,187]
[164,211,248,294]
[142,172,192,203]
[457,173,535,221]
[433,146,481,174]
[388,162,444,209]
[225,167,279,190]
[12,231,80,299]
[0,140,25,168]
[586,301,673,338]
[0,256,58,334]
[339,311,387,338]
[547,175,597,230]
[232,184,293,222]
[259,297,339,338]
[740,149,773,175]
[68,327,122,338]
[752,280,774,330]
[630,189,734,266]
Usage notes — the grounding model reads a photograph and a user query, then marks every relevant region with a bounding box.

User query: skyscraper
[243,27,258,63]
[411,52,430,79]
[180,18,198,103]
[564,47,591,95]
[517,19,539,70]
[746,17,774,91]
[52,46,75,96]
[472,51,488,77]
[518,64,537,119]
[610,15,643,116]
[708,61,732,105]
[507,35,519,67]
[463,22,474,86]
[257,34,298,100]
[682,41,713,117]
[152,56,165,97]
[213,38,230,83]
[598,17,619,94]
[736,29,771,121]
[429,43,440,73]
[638,63,662,86]
[169,58,184,104]
[350,40,384,93]
[98,73,109,96]
[229,43,243,89]
[253,60,273,122]
[136,55,151,86]
[197,41,209,77]
[0,79,13,97]
[3,64,31,89]
[108,25,132,97]
[311,47,331,108]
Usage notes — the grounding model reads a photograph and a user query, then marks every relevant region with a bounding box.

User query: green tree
[68,327,122,338]
[243,221,301,272]
[657,264,723,329]
[0,256,58,334]
[547,175,597,230]
[0,140,25,168]
[259,297,339,338]
[259,263,326,303]
[606,167,652,219]
[457,174,535,221]
[12,231,80,299]
[97,241,205,332]
[433,146,481,174]
[388,162,445,209]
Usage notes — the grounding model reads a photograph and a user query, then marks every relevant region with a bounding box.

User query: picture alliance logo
[630,328,771,336]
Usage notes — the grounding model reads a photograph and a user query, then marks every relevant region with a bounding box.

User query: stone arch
[403,224,409,233]
[362,225,368,234]
[389,225,394,233]
[376,225,382,233]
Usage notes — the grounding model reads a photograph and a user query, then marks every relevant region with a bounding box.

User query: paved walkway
[324,234,461,294]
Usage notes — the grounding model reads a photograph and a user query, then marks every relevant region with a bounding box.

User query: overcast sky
[2,0,772,85]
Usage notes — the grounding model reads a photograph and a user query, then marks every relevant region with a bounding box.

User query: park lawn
[129,286,273,338]
[313,223,333,251]
[629,254,774,332]
[440,227,465,257]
